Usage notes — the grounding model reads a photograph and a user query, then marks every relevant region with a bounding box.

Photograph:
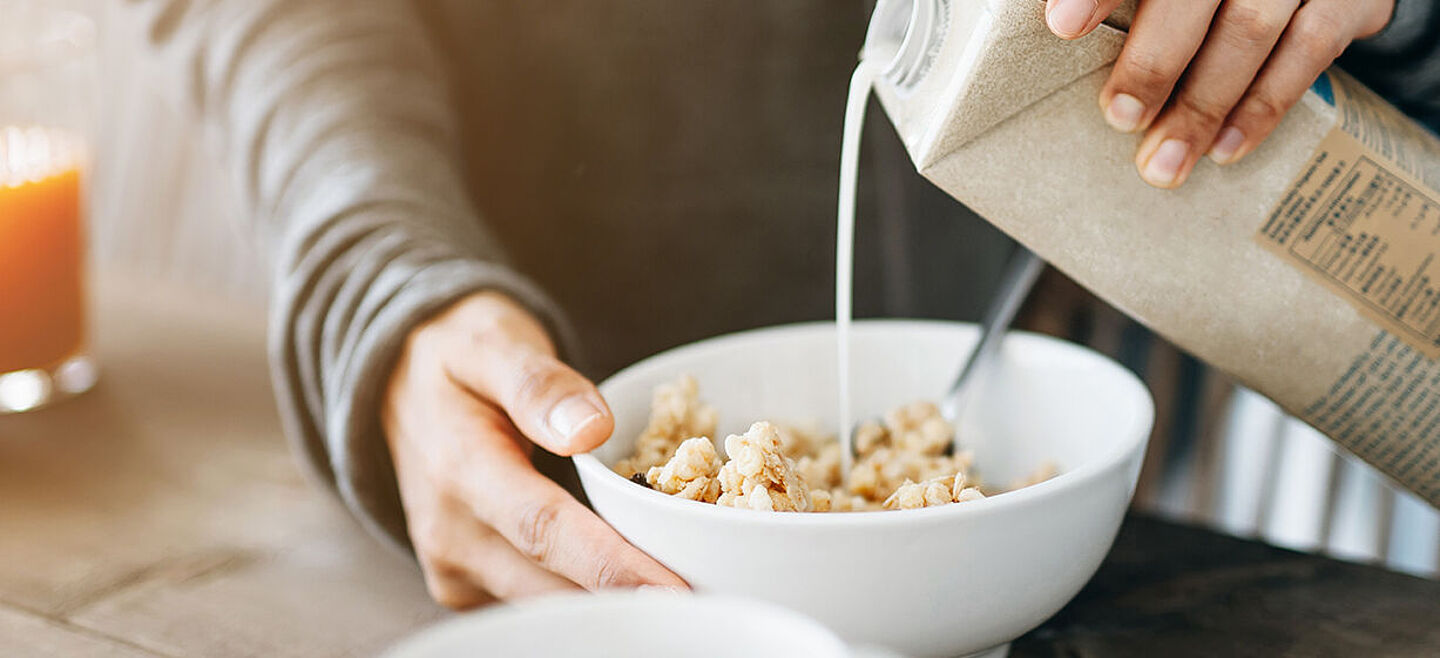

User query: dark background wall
[422,0,1014,376]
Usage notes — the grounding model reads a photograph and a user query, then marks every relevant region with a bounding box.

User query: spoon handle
[940,246,1046,420]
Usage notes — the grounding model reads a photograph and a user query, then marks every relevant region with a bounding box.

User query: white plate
[383,592,854,658]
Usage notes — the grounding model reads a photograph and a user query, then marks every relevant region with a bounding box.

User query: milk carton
[863,0,1440,506]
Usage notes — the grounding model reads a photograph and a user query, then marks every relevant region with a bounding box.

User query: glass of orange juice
[0,4,98,413]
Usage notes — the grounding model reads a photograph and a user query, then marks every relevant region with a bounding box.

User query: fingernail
[1047,0,1098,38]
[1209,126,1246,164]
[547,395,602,443]
[1142,139,1189,188]
[1104,94,1146,133]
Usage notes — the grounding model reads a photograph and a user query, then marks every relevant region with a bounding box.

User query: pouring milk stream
[835,64,875,476]
[844,0,1440,508]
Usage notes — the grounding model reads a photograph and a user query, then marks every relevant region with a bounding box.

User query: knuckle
[1117,51,1179,95]
[511,357,572,408]
[462,310,511,348]
[1290,10,1348,61]
[429,582,473,610]
[514,499,564,563]
[1222,4,1288,47]
[420,562,471,609]
[1241,91,1289,126]
[1175,92,1232,128]
[590,553,632,590]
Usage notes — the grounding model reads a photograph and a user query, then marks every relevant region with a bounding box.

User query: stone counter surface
[1015,516,1440,657]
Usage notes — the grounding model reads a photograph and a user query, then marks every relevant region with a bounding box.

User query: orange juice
[0,127,85,374]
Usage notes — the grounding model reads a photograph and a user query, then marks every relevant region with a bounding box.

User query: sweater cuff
[1353,0,1435,52]
[324,259,577,553]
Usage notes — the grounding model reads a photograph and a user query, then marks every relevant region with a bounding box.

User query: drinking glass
[0,3,98,413]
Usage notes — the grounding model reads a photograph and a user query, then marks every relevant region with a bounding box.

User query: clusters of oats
[883,472,987,510]
[844,400,977,505]
[1010,461,1060,490]
[644,437,723,502]
[614,375,717,478]
[615,376,1057,513]
[715,422,812,512]
[873,401,954,454]
[772,421,828,460]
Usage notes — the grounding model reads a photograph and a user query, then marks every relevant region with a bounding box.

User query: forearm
[120,0,570,550]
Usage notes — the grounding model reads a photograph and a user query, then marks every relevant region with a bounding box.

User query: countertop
[4,275,1437,657]
[1015,515,1440,657]
[0,275,444,657]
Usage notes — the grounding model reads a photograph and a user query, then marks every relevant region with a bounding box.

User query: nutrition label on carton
[1258,72,1440,358]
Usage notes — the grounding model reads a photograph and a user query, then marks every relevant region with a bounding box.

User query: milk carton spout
[863,0,1129,168]
[864,0,946,90]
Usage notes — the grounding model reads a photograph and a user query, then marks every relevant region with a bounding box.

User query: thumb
[1046,0,1126,40]
[503,350,615,455]
[453,343,615,456]
[435,291,615,456]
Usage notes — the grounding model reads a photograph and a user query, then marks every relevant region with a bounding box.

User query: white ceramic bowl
[382,592,853,658]
[574,321,1153,658]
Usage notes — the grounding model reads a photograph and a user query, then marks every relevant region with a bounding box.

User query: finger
[456,423,689,592]
[417,564,493,611]
[1098,0,1221,134]
[434,515,581,601]
[463,527,583,600]
[392,404,576,603]
[450,344,614,455]
[425,291,614,455]
[1134,0,1301,187]
[1210,0,1379,165]
[1355,0,1398,39]
[1045,0,1126,40]
[412,491,580,603]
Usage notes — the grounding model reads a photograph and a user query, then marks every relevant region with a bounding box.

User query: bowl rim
[573,319,1154,527]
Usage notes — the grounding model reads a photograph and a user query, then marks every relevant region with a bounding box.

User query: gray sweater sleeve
[1340,0,1440,130]
[121,0,574,552]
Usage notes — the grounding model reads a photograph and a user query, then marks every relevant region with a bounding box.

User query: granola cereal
[883,400,954,455]
[884,477,955,510]
[810,486,877,512]
[954,487,987,503]
[882,472,988,510]
[613,376,1054,513]
[1008,461,1060,490]
[773,420,831,460]
[645,437,724,503]
[795,442,844,490]
[614,375,718,478]
[847,448,975,502]
[716,422,812,512]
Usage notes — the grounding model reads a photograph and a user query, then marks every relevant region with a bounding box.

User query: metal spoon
[853,245,1046,450]
[938,245,1046,421]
